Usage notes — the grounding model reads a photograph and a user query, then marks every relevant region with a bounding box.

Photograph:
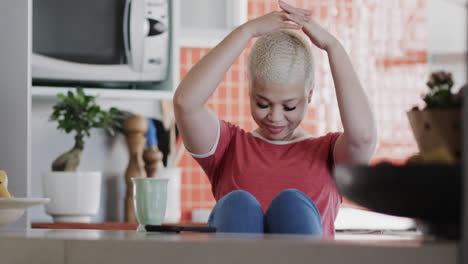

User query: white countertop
[0,229,458,264]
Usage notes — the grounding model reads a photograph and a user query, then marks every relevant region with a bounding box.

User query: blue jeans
[208,189,323,236]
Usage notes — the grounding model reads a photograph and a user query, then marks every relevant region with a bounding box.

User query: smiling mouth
[264,125,285,134]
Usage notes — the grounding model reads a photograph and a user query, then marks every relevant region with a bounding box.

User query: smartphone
[145,225,217,233]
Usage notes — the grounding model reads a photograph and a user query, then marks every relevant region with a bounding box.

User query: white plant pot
[42,171,101,223]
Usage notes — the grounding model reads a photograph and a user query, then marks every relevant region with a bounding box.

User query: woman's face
[249,79,312,141]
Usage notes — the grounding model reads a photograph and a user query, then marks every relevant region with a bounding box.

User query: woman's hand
[241,10,305,38]
[278,0,338,51]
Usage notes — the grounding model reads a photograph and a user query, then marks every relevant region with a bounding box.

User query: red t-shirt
[190,120,343,236]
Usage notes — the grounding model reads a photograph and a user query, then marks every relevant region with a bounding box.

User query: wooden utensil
[143,146,164,177]
[123,114,148,223]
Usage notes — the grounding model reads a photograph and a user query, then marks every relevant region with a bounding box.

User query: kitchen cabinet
[31,0,248,99]
[31,0,182,100]
[178,0,247,48]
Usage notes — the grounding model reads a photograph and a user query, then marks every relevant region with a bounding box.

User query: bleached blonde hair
[247,30,315,91]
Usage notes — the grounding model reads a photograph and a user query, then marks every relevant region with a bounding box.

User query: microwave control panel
[141,0,169,78]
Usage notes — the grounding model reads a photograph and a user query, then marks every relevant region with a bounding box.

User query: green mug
[132,177,169,232]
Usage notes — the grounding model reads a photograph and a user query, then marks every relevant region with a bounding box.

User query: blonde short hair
[247,30,315,91]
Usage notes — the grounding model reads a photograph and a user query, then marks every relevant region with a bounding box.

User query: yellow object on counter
[407,145,457,165]
[0,170,13,198]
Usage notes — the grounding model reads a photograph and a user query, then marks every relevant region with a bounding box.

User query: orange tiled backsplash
[178,0,427,221]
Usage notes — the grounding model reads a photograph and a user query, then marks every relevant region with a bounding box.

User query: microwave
[32,0,170,87]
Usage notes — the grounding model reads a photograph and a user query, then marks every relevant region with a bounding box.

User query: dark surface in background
[33,0,126,65]
[334,164,461,239]
[151,118,179,167]
[153,119,170,166]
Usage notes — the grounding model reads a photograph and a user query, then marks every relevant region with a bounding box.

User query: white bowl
[0,198,50,226]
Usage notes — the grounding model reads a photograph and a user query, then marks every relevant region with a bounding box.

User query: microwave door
[126,0,169,81]
[32,53,141,82]
[125,0,144,72]
[32,0,169,83]
[31,0,141,83]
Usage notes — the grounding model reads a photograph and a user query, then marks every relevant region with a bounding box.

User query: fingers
[283,12,310,25]
[282,21,302,30]
[274,11,303,29]
[279,0,312,17]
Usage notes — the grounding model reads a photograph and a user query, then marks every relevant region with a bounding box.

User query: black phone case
[145,225,217,233]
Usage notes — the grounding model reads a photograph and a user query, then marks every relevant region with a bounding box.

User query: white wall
[429,0,466,54]
[180,0,227,29]
[428,0,467,87]
[0,0,31,230]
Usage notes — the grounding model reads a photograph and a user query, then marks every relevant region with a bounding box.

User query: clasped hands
[244,0,337,51]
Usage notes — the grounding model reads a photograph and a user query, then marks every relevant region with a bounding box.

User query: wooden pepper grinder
[123,114,148,223]
[143,146,164,178]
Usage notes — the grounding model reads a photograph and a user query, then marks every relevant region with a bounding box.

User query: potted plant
[407,71,463,163]
[43,88,122,223]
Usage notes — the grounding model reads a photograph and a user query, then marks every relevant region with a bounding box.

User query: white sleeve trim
[188,119,221,159]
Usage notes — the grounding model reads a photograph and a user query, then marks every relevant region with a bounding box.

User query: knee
[221,190,261,209]
[265,189,322,235]
[273,189,307,202]
[279,188,302,196]
[209,190,264,233]
[270,189,319,214]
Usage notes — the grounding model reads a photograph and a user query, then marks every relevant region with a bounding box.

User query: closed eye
[256,102,269,109]
[284,106,296,111]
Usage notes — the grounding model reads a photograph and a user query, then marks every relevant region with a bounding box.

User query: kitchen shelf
[32,86,174,100]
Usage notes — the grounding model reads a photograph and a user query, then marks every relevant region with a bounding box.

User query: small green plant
[50,88,122,171]
[419,71,463,110]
